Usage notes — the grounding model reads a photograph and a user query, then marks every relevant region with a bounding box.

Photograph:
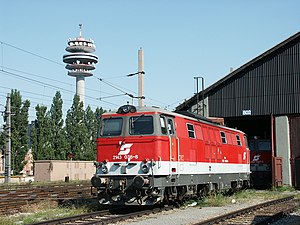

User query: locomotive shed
[176,30,300,189]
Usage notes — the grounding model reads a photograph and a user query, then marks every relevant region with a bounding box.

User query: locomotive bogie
[92,172,249,205]
[91,105,250,205]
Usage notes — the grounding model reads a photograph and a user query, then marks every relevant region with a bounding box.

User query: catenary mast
[63,24,98,106]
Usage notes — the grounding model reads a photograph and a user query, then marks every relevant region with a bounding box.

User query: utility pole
[4,93,11,183]
[138,48,145,108]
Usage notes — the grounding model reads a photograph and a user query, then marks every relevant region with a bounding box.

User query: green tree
[30,121,37,160]
[84,106,97,160]
[10,90,30,174]
[50,91,67,160]
[31,105,52,160]
[95,107,105,136]
[65,95,89,160]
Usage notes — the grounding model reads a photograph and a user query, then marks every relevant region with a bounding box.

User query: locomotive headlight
[99,159,110,174]
[91,176,108,188]
[141,164,149,173]
[91,176,102,187]
[101,165,109,174]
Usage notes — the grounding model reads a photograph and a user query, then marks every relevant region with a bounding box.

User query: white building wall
[275,116,292,185]
[34,160,95,182]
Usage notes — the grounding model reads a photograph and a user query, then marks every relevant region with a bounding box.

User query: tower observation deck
[63,24,98,106]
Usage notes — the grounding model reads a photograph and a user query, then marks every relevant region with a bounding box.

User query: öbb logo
[118,143,133,155]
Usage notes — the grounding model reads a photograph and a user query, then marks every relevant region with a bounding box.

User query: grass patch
[203,193,228,207]
[271,185,296,192]
[185,188,299,208]
[0,200,90,225]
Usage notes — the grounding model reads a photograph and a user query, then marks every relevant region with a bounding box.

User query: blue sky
[1,0,300,123]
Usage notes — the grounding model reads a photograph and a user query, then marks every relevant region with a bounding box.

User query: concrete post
[138,48,144,108]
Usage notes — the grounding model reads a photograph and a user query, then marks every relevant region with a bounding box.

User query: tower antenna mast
[63,25,98,106]
[79,24,82,37]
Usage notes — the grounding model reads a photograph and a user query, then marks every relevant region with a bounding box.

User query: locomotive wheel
[197,185,209,198]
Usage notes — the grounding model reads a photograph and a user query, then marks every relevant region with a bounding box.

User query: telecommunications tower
[63,24,98,106]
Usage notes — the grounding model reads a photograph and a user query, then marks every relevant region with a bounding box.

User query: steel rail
[30,206,174,225]
[192,196,299,225]
[0,183,94,215]
[31,209,112,225]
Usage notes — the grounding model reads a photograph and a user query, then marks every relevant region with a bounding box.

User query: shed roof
[176,31,300,111]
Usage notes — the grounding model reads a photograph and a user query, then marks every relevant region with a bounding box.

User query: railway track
[31,205,174,225]
[0,183,94,214]
[193,196,300,225]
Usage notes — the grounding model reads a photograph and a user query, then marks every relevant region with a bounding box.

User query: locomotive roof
[103,105,245,134]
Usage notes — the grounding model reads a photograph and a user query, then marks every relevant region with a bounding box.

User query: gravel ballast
[117,193,300,225]
[117,199,267,225]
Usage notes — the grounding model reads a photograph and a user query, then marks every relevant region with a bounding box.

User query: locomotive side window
[236,135,242,146]
[100,117,123,136]
[160,116,167,134]
[129,115,154,135]
[167,119,175,135]
[187,123,195,138]
[220,131,227,144]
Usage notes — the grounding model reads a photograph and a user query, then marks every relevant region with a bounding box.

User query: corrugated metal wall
[209,41,300,117]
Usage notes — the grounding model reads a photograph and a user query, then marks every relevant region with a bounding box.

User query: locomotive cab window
[167,119,175,135]
[236,135,242,146]
[100,117,123,136]
[160,116,167,134]
[130,115,154,135]
[187,123,195,138]
[220,131,227,144]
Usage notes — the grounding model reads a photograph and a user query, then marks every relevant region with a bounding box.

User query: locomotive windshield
[129,115,154,135]
[249,139,271,151]
[100,117,123,136]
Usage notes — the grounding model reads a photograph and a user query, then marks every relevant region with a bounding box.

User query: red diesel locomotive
[91,105,250,205]
[249,139,272,188]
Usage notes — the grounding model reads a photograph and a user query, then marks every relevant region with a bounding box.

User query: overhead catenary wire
[0,69,117,108]
[95,76,142,100]
[2,66,115,96]
[94,75,169,106]
[0,41,65,67]
[96,93,127,100]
